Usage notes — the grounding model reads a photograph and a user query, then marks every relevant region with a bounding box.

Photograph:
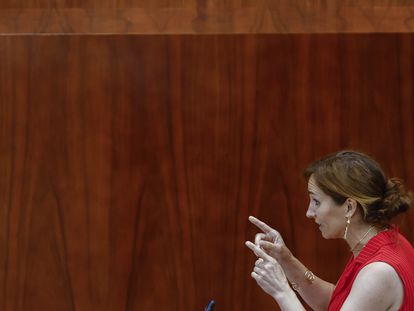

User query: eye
[312,198,320,207]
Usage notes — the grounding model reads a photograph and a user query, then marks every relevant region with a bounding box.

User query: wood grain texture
[0,34,414,310]
[1,1,414,34]
[1,0,413,9]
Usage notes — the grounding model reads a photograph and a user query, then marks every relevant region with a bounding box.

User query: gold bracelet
[289,269,315,291]
[305,270,316,283]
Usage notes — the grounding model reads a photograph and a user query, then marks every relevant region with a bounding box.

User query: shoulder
[356,262,402,286]
[341,262,403,310]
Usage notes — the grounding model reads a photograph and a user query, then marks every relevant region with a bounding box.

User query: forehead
[307,175,323,195]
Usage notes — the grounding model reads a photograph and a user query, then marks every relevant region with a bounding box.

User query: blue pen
[204,300,216,311]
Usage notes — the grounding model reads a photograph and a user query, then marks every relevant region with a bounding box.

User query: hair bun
[382,178,412,219]
[365,178,412,226]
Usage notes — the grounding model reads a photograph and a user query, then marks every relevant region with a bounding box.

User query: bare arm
[249,216,334,311]
[278,253,335,311]
[341,262,403,311]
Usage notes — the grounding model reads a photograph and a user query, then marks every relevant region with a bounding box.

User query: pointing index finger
[249,216,273,233]
[245,241,274,262]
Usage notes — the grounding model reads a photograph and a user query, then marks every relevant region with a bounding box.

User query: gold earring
[343,216,351,240]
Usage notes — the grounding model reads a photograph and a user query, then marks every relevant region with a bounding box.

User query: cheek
[315,206,326,219]
[319,207,346,236]
[316,205,335,226]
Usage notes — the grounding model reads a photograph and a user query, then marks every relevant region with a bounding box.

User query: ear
[344,198,358,218]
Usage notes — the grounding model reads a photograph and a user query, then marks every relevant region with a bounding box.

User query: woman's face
[306,175,348,239]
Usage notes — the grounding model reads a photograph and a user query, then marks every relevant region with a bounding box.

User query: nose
[306,204,315,219]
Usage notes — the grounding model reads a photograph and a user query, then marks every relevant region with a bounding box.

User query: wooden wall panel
[1,1,414,34]
[1,34,414,311]
[0,0,413,9]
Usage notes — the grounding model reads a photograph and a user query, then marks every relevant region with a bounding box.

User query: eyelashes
[311,198,320,207]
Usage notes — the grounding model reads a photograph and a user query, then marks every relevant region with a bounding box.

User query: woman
[245,150,414,310]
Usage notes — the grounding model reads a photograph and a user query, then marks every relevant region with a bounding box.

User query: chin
[320,228,333,239]
[320,232,329,239]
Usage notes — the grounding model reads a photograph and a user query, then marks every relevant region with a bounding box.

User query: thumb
[259,240,282,252]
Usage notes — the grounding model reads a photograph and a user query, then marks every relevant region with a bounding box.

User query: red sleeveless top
[328,228,414,310]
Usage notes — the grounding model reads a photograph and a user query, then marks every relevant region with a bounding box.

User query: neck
[345,224,382,257]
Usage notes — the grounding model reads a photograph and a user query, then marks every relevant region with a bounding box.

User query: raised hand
[248,216,290,261]
[245,241,291,298]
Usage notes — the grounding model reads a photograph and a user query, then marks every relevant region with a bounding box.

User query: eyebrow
[308,190,317,195]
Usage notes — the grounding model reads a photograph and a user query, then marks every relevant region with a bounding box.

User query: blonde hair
[304,151,412,227]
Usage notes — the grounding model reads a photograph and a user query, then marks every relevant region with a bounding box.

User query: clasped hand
[245,216,292,299]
